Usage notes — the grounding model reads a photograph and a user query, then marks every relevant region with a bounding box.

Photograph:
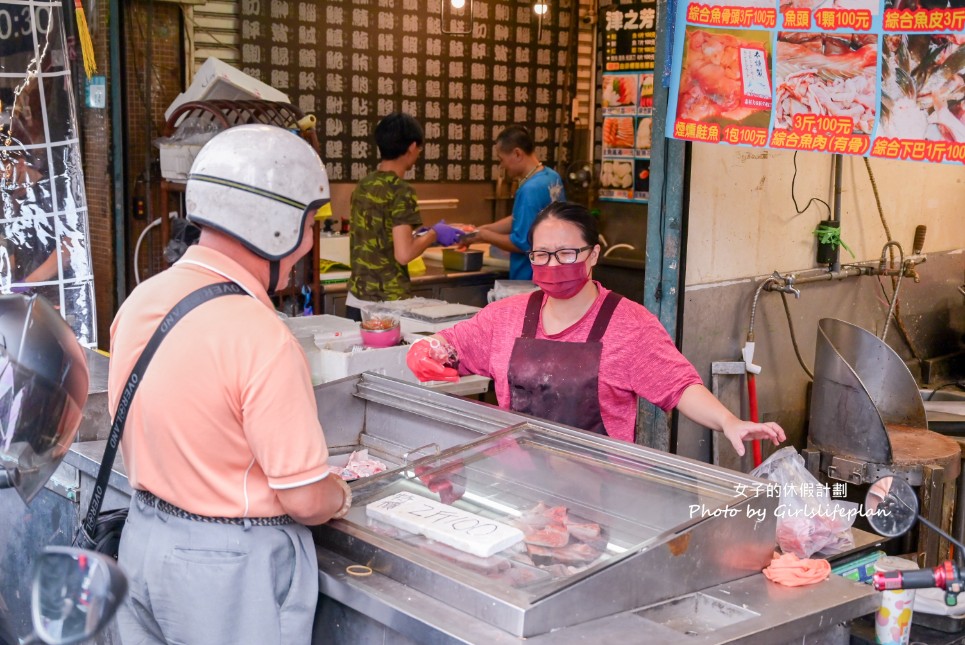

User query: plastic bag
[360,306,399,331]
[750,447,858,558]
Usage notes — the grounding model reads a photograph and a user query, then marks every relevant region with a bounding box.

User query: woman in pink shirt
[407,201,784,455]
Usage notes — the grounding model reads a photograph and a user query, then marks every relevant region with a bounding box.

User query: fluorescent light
[534,2,548,15]
[460,491,523,517]
[451,0,466,8]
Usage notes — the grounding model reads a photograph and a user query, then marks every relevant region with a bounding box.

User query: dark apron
[508,290,623,434]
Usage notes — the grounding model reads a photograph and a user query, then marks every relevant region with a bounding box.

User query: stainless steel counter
[314,546,878,644]
[44,374,880,644]
[321,260,505,294]
[320,259,507,314]
[309,377,880,644]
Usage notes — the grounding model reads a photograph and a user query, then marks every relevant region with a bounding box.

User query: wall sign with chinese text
[239,0,576,182]
[599,1,657,203]
[665,0,965,164]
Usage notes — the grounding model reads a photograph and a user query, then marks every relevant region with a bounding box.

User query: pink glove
[406,340,459,382]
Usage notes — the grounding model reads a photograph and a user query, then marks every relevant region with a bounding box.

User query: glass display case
[315,422,779,637]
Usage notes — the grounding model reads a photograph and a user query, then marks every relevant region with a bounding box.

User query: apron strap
[522,290,622,341]
[587,292,623,342]
[520,290,544,338]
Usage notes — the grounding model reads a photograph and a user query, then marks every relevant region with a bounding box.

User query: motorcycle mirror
[865,476,919,538]
[30,547,127,645]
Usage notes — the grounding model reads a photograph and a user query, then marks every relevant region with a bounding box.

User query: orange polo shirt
[108,245,329,518]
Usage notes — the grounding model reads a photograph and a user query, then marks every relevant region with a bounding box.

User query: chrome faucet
[763,271,801,299]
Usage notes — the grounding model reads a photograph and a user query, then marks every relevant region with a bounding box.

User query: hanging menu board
[239,0,574,182]
[665,0,965,164]
[599,1,658,203]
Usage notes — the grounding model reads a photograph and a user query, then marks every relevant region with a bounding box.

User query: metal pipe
[111,0,128,302]
[832,154,842,223]
[770,266,866,287]
[879,240,904,273]
[586,0,599,166]
[831,155,843,272]
[880,242,906,342]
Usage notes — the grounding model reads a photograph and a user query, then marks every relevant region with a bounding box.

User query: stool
[948,437,965,546]
[888,425,960,568]
[805,425,961,569]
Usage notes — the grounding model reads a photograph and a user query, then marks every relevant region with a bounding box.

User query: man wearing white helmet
[108,125,350,644]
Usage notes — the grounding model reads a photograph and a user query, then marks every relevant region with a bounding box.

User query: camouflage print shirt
[349,170,422,302]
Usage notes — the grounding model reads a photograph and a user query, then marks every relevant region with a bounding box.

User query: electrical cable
[779,291,814,380]
[133,216,165,285]
[863,158,923,363]
[791,151,832,219]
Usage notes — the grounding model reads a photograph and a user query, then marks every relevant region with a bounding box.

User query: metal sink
[635,593,760,636]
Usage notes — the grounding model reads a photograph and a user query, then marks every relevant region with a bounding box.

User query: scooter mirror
[865,476,919,538]
[30,547,127,645]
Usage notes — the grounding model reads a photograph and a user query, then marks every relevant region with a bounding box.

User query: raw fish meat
[487,564,550,587]
[564,515,601,541]
[516,502,552,530]
[545,506,569,524]
[553,543,603,566]
[526,544,556,566]
[328,449,387,480]
[524,523,570,548]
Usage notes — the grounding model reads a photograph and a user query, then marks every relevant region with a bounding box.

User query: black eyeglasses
[528,245,594,266]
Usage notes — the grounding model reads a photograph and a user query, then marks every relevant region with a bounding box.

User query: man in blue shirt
[471,126,565,280]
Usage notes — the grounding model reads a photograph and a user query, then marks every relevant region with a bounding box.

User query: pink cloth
[439,283,703,443]
[763,552,831,586]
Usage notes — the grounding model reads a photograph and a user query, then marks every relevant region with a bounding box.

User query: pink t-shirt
[439,284,703,442]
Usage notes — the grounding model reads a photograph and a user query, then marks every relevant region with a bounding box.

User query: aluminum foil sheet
[1,0,97,346]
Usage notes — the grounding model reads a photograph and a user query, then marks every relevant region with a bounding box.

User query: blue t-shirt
[509,167,566,280]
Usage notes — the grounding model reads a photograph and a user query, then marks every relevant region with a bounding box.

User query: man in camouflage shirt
[347,113,463,319]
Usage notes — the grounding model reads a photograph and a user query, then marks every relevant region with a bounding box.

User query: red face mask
[532,260,590,299]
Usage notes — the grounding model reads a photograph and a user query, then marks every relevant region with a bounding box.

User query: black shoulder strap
[79,281,245,542]
[587,292,623,342]
[520,290,544,338]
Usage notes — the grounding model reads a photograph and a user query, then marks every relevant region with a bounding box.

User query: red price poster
[665,0,965,164]
[600,1,658,202]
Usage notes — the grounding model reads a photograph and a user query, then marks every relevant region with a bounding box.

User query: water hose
[748,373,762,467]
[745,276,781,467]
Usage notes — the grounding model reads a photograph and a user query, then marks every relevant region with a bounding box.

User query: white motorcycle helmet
[186,124,330,291]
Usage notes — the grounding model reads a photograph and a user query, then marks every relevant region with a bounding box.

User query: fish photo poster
[599,1,658,203]
[665,0,965,164]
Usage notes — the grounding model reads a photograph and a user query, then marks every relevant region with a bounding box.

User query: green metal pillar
[637,0,688,452]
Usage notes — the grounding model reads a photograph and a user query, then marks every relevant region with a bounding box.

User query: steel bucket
[808,318,926,464]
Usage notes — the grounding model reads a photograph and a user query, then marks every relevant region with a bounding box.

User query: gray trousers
[117,493,318,645]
